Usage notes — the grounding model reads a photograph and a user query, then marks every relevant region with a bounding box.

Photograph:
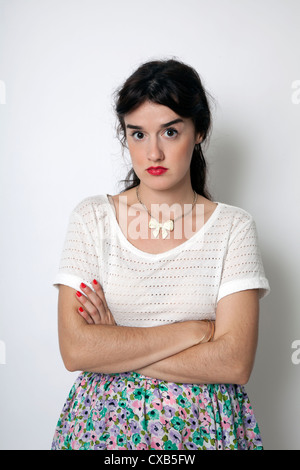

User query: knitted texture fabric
[53,195,270,327]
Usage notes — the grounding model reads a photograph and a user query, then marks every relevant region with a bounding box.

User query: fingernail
[76,291,82,297]
[80,283,86,289]
[92,279,97,285]
[79,307,84,312]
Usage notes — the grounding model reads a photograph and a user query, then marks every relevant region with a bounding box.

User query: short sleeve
[217,215,270,303]
[52,206,101,293]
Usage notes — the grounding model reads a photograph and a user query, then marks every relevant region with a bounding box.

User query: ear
[195,133,203,145]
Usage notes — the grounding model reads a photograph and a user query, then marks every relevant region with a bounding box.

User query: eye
[131,131,145,140]
[163,128,178,138]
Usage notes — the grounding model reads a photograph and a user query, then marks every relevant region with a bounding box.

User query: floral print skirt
[51,371,263,450]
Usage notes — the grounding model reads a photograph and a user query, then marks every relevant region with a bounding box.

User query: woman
[51,59,270,450]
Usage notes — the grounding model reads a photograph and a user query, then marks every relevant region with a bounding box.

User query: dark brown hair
[114,58,213,199]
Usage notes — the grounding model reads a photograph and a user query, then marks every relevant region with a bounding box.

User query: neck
[136,183,197,221]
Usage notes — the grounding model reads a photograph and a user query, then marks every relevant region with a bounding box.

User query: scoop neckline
[104,193,222,259]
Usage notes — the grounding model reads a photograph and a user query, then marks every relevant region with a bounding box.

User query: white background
[0,0,299,450]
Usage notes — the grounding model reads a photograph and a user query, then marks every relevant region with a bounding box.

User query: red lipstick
[147,166,168,175]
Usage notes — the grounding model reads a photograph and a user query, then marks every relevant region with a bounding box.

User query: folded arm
[57,282,211,374]
[135,289,260,385]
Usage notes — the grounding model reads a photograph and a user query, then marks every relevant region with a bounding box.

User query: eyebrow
[126,118,184,130]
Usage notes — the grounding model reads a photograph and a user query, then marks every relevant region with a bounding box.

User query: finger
[78,306,94,325]
[81,281,109,323]
[76,287,104,324]
[77,281,113,325]
[80,282,103,305]
[91,280,115,324]
[80,282,106,324]
[91,279,109,310]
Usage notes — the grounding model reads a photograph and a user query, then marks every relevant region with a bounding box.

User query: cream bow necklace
[136,186,198,239]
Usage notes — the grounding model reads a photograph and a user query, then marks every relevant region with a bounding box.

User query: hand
[75,279,116,325]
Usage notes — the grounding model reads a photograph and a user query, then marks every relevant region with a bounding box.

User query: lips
[147,166,168,175]
[147,166,168,170]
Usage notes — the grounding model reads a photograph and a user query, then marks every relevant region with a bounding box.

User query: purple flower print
[191,403,199,418]
[109,424,120,437]
[62,421,70,434]
[153,386,166,399]
[95,398,105,411]
[149,421,163,436]
[93,418,106,435]
[107,399,118,411]
[81,431,91,442]
[220,431,231,449]
[117,410,127,424]
[164,405,176,417]
[169,383,182,396]
[113,381,125,393]
[74,386,84,399]
[52,371,263,450]
[94,443,107,450]
[244,415,256,429]
[185,441,198,450]
[169,428,181,444]
[188,416,198,429]
[84,396,92,408]
[129,420,142,434]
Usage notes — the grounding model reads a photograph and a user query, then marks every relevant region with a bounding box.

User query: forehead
[124,101,182,126]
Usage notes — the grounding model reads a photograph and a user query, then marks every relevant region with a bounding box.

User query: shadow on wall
[249,249,295,450]
[205,130,247,204]
[206,129,296,449]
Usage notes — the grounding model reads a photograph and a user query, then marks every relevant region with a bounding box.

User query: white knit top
[53,194,270,327]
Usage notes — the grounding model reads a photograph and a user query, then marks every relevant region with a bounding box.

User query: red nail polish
[79,307,84,312]
[92,279,97,285]
[76,291,82,297]
[80,283,86,289]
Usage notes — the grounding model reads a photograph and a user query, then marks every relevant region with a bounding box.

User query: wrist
[205,320,215,343]
[195,320,215,345]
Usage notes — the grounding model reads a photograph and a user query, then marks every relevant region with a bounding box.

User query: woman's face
[123,100,202,192]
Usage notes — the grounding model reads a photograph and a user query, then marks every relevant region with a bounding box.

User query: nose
[147,136,164,162]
